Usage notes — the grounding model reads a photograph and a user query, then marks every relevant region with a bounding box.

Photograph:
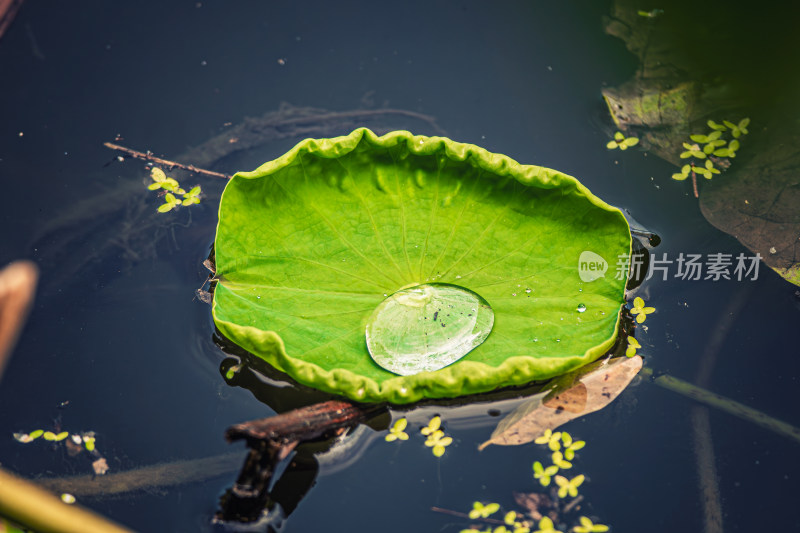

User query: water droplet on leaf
[576,304,586,313]
[366,283,494,376]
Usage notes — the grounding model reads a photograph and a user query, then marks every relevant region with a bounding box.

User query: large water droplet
[576,303,586,313]
[365,283,494,376]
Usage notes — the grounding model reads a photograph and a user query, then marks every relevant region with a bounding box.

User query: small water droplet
[556,338,561,342]
[533,337,538,342]
[576,304,586,313]
[257,296,261,299]
[455,275,461,279]
[525,288,532,294]
[578,288,583,292]
[560,317,564,321]
[512,293,517,297]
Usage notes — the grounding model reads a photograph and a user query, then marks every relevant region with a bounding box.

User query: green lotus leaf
[212,128,630,403]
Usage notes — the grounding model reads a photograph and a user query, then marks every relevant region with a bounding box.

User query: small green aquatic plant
[13,428,107,475]
[147,167,202,213]
[626,336,641,357]
[453,430,609,533]
[533,460,559,486]
[224,363,242,380]
[383,415,452,455]
[630,297,655,323]
[679,142,706,160]
[423,425,453,458]
[689,130,725,155]
[460,503,531,533]
[560,433,585,460]
[469,501,501,519]
[533,431,585,485]
[671,118,750,197]
[551,450,572,469]
[14,429,98,452]
[724,118,750,138]
[533,517,563,533]
[385,418,409,442]
[534,429,563,451]
[572,516,609,533]
[554,474,585,498]
[606,131,639,150]
[693,159,720,179]
[14,429,67,443]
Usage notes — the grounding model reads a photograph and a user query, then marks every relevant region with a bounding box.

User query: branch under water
[103,142,232,180]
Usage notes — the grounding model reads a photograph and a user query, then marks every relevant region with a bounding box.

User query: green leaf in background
[212,129,630,403]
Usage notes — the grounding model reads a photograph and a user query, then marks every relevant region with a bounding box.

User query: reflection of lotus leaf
[212,128,631,403]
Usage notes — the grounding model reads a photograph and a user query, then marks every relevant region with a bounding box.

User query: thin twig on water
[103,142,232,180]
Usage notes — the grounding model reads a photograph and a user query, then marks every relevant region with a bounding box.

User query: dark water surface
[1,1,799,531]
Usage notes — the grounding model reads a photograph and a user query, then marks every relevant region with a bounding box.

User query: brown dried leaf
[479,355,642,449]
[542,382,588,413]
[196,289,212,304]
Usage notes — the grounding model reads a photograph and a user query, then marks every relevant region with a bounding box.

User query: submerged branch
[641,367,800,444]
[691,407,724,533]
[33,452,244,497]
[103,142,232,179]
